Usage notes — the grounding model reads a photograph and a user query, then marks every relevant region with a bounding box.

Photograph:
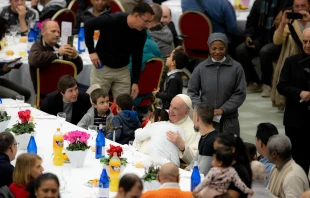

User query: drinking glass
[10,25,18,44]
[61,168,71,193]
[16,95,25,110]
[88,125,98,152]
[128,141,135,165]
[57,112,66,129]
[92,182,101,198]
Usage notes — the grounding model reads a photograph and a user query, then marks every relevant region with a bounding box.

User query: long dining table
[2,98,194,198]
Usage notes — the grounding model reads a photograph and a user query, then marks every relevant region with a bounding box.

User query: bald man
[277,26,310,176]
[141,163,192,198]
[161,5,181,48]
[167,94,200,165]
[28,21,83,92]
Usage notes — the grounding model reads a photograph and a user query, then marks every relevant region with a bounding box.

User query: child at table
[152,49,188,110]
[77,88,113,133]
[193,147,254,198]
[106,93,141,145]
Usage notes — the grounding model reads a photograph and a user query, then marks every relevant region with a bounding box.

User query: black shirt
[229,162,252,198]
[0,152,14,187]
[84,13,147,84]
[94,109,110,128]
[198,130,219,156]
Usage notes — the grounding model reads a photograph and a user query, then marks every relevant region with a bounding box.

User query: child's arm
[77,113,91,130]
[155,77,180,102]
[135,127,151,141]
[231,168,253,195]
[193,168,216,193]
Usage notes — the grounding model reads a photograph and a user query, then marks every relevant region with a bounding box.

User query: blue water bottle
[98,168,109,198]
[33,20,40,41]
[96,124,105,159]
[78,22,85,52]
[27,134,37,154]
[191,161,201,191]
[27,28,35,54]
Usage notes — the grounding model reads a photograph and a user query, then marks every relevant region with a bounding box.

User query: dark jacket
[36,0,67,22]
[188,55,246,119]
[28,40,83,93]
[244,0,289,44]
[167,21,181,47]
[156,71,183,110]
[73,6,111,35]
[277,52,310,127]
[0,153,14,188]
[106,111,141,145]
[40,91,91,125]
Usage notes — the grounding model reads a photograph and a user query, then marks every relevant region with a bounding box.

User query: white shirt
[159,182,180,189]
[135,121,185,167]
[167,69,182,76]
[211,56,226,63]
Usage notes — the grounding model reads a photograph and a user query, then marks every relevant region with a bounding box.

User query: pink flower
[64,130,91,146]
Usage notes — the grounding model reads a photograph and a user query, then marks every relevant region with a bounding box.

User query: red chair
[136,58,164,111]
[51,8,76,31]
[36,60,77,108]
[179,10,212,59]
[108,0,125,13]
[67,0,78,16]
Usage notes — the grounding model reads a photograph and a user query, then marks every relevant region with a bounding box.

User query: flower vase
[0,120,10,132]
[66,149,89,168]
[15,133,31,150]
[103,164,126,177]
[143,180,160,191]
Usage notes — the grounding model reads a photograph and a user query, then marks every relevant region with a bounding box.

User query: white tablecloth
[2,98,193,198]
[162,0,254,35]
[0,42,93,106]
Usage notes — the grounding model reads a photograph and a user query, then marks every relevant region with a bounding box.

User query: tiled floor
[239,93,285,144]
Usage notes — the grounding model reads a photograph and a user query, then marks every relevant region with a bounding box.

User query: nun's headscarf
[207,33,228,47]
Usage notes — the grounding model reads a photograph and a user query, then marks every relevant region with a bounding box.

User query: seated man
[31,0,67,22]
[141,163,192,198]
[255,122,279,186]
[236,0,284,97]
[181,0,237,41]
[0,0,37,36]
[167,94,200,165]
[0,132,18,188]
[250,161,276,198]
[161,5,181,48]
[267,135,309,198]
[40,75,91,125]
[73,0,111,34]
[185,103,219,176]
[135,108,185,167]
[272,0,310,109]
[115,174,143,198]
[28,20,83,92]
[148,3,173,60]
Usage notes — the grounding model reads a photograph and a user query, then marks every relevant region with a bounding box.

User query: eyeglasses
[139,15,151,25]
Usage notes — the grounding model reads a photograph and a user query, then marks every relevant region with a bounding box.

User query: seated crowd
[1,0,310,197]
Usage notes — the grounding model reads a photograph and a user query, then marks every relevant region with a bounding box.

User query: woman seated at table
[9,153,44,198]
[28,173,60,198]
[0,16,31,102]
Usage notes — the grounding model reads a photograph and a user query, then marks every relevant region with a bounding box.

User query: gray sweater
[188,55,246,119]
[77,107,114,132]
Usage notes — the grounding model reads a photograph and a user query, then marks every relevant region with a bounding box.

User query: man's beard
[193,125,199,132]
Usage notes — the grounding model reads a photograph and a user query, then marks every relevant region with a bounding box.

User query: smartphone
[7,57,22,68]
[287,12,303,20]
[67,35,74,47]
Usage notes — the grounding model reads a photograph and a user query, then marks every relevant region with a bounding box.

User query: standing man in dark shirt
[185,103,219,176]
[84,3,154,100]
[0,132,17,188]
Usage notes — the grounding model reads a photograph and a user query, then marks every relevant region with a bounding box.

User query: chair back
[67,0,78,15]
[108,0,125,13]
[138,58,164,95]
[51,8,76,31]
[36,59,77,108]
[179,10,212,59]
